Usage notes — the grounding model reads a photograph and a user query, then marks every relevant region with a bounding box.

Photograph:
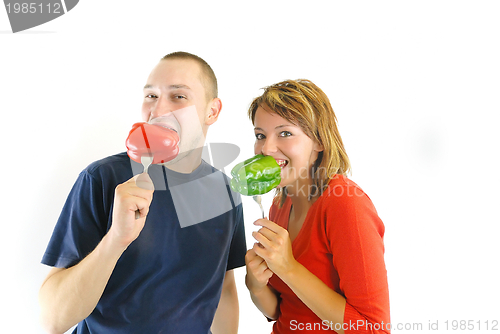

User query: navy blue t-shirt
[42,152,246,334]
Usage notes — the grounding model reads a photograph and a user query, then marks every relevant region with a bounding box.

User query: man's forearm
[39,234,126,334]
[211,270,239,334]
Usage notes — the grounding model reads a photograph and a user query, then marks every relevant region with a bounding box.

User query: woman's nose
[260,137,278,156]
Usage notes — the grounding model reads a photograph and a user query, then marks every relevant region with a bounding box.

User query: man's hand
[109,173,154,249]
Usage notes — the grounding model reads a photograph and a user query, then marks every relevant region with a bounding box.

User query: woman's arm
[252,220,346,333]
[253,197,390,334]
[279,261,347,332]
[245,248,280,320]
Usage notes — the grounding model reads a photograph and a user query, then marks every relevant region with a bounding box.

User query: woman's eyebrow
[275,125,292,129]
[254,125,293,131]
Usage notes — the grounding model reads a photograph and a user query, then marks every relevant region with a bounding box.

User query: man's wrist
[99,232,128,261]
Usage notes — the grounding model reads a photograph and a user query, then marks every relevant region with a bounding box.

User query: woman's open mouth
[276,159,289,169]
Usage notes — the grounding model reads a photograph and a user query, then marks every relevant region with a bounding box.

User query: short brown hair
[162,51,218,101]
[248,79,351,206]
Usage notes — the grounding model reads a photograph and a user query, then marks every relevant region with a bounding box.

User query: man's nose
[150,96,173,119]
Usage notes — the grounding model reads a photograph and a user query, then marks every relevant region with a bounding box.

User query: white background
[1,1,499,333]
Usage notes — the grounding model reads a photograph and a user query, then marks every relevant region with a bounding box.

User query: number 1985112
[6,2,62,14]
[444,320,498,331]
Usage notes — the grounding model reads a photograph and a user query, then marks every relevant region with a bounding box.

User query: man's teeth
[159,124,177,133]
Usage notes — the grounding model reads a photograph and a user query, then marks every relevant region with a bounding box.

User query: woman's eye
[279,131,292,137]
[255,133,265,140]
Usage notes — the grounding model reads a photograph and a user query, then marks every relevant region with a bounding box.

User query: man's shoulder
[199,160,238,193]
[199,159,230,179]
[84,152,131,173]
[81,152,135,185]
[198,159,243,206]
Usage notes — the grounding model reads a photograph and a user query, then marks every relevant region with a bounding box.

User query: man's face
[141,59,213,165]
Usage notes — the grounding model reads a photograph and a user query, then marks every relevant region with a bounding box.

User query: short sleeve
[41,171,109,269]
[325,182,390,333]
[226,202,247,270]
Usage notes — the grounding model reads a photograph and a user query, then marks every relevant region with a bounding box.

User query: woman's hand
[245,246,281,320]
[245,249,273,293]
[251,218,298,278]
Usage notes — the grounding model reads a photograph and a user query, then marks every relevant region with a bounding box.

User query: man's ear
[206,98,222,125]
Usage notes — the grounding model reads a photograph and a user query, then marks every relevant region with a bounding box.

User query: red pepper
[126,122,179,164]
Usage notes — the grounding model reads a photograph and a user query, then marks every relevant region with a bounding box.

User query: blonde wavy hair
[248,79,351,207]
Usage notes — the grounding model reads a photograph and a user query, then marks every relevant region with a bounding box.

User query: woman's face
[253,106,323,193]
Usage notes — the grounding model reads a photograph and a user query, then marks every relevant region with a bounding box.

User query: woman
[245,79,390,334]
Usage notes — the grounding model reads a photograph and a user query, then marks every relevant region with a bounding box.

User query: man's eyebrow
[143,84,191,90]
[168,84,191,90]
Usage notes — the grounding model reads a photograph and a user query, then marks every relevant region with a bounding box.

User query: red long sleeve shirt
[268,175,390,333]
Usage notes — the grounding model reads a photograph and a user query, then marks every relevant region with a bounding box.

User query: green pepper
[230,154,281,196]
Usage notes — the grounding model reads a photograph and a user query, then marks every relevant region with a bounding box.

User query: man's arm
[211,270,239,334]
[39,235,127,334]
[39,174,154,334]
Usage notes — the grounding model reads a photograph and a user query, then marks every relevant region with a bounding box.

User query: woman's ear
[313,140,324,153]
[206,98,222,125]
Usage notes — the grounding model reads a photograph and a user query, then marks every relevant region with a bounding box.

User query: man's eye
[255,133,265,140]
[279,131,292,137]
[174,95,187,99]
[145,94,157,99]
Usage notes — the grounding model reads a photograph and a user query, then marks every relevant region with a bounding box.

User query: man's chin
[159,147,204,170]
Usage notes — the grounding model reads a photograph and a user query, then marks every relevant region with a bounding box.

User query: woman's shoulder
[316,175,382,230]
[320,175,371,206]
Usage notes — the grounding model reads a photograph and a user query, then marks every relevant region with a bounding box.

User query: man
[39,52,246,334]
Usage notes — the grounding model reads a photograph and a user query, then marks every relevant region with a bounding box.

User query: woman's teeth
[277,160,288,168]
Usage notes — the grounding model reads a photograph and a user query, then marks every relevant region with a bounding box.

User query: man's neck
[162,145,204,174]
[164,158,202,174]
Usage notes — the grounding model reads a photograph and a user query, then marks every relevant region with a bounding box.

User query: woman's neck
[286,180,316,219]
